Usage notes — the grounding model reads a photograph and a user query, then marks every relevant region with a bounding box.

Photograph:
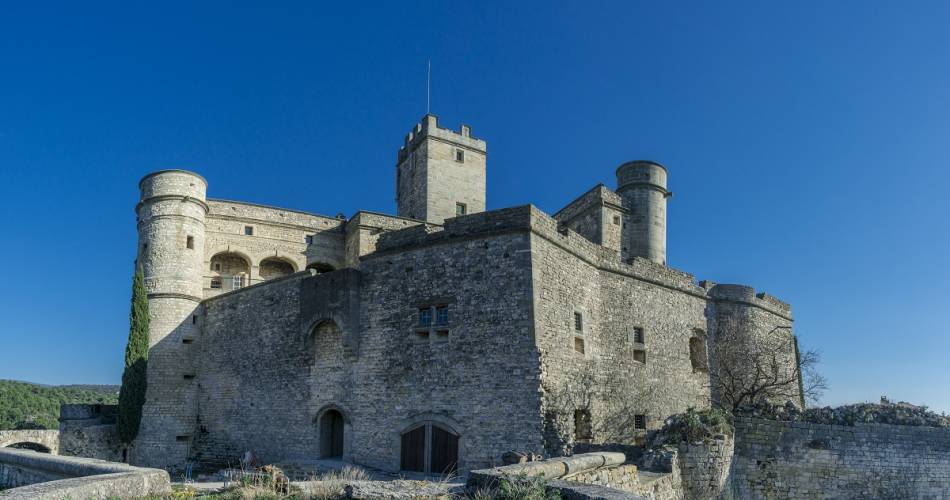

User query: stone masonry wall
[729,416,950,499]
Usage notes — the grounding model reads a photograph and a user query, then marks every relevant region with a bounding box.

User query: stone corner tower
[616,160,670,265]
[395,114,487,224]
[133,169,207,467]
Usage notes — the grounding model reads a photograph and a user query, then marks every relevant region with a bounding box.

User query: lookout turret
[396,114,487,224]
[134,169,207,466]
[616,160,670,265]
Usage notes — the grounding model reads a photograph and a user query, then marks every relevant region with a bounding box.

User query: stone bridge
[0,430,59,454]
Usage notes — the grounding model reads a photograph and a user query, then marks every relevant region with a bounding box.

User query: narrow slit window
[182,338,194,344]
[186,235,194,249]
[183,374,195,380]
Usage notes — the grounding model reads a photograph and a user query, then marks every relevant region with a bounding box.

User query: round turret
[616,161,670,265]
[133,169,207,467]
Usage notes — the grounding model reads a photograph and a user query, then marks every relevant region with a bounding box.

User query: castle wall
[553,184,624,254]
[729,417,950,499]
[528,208,710,456]
[190,217,542,471]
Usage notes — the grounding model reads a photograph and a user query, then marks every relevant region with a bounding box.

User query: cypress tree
[117,268,150,444]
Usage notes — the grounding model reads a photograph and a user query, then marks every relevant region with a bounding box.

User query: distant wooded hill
[0,380,119,430]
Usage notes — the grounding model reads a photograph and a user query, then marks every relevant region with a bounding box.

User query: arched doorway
[6,442,51,453]
[400,423,459,475]
[320,409,344,458]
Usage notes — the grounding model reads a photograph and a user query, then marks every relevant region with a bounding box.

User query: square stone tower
[396,114,487,224]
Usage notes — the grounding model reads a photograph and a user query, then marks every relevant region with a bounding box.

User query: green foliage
[652,407,734,446]
[117,268,150,443]
[495,474,561,500]
[0,380,118,430]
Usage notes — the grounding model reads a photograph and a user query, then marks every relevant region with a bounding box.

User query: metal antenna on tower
[426,60,431,115]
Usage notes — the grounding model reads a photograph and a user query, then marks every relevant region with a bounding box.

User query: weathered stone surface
[0,431,58,455]
[0,448,170,499]
[729,416,950,499]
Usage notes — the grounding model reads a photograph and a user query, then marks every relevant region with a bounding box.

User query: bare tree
[710,324,827,410]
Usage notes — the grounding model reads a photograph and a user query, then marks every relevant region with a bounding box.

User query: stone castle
[131,114,798,474]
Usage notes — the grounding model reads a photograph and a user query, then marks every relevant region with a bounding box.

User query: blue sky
[1,1,948,412]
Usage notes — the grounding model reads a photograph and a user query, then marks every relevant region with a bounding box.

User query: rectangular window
[182,338,194,344]
[455,149,465,162]
[232,275,243,289]
[435,330,449,342]
[186,235,194,249]
[633,349,646,364]
[574,337,586,354]
[210,277,222,289]
[305,235,313,244]
[192,315,197,324]
[456,203,467,216]
[415,330,430,342]
[244,225,254,236]
[183,374,195,380]
[435,305,449,325]
[214,263,221,271]
[574,312,583,333]
[633,327,644,344]
[418,307,432,326]
[634,415,646,430]
[613,215,621,225]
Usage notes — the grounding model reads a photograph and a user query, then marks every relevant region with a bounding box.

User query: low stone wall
[0,430,59,454]
[677,437,733,499]
[0,448,170,499]
[58,404,124,461]
[729,416,950,499]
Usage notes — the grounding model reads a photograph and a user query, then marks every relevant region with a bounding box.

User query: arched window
[400,423,459,475]
[260,257,295,280]
[209,252,250,291]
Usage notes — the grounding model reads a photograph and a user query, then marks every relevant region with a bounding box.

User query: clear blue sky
[1,1,948,412]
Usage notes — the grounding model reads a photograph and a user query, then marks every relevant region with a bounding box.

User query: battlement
[702,282,792,318]
[397,114,486,163]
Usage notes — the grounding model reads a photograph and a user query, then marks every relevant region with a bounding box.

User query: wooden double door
[400,423,459,475]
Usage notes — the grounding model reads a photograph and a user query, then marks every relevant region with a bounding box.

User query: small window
[418,307,433,326]
[142,242,148,253]
[574,409,593,440]
[435,330,449,342]
[186,235,194,249]
[574,337,586,354]
[176,435,192,442]
[182,338,194,344]
[613,215,621,225]
[214,262,221,271]
[210,277,222,289]
[244,225,254,236]
[690,336,708,372]
[192,315,197,324]
[455,149,465,163]
[435,305,449,325]
[183,374,195,380]
[632,327,644,344]
[305,235,313,244]
[232,275,244,289]
[634,414,646,430]
[456,203,467,216]
[574,312,583,333]
[633,349,646,364]
[415,330,430,342]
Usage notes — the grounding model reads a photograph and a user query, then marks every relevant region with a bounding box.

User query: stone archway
[6,442,51,453]
[319,409,345,458]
